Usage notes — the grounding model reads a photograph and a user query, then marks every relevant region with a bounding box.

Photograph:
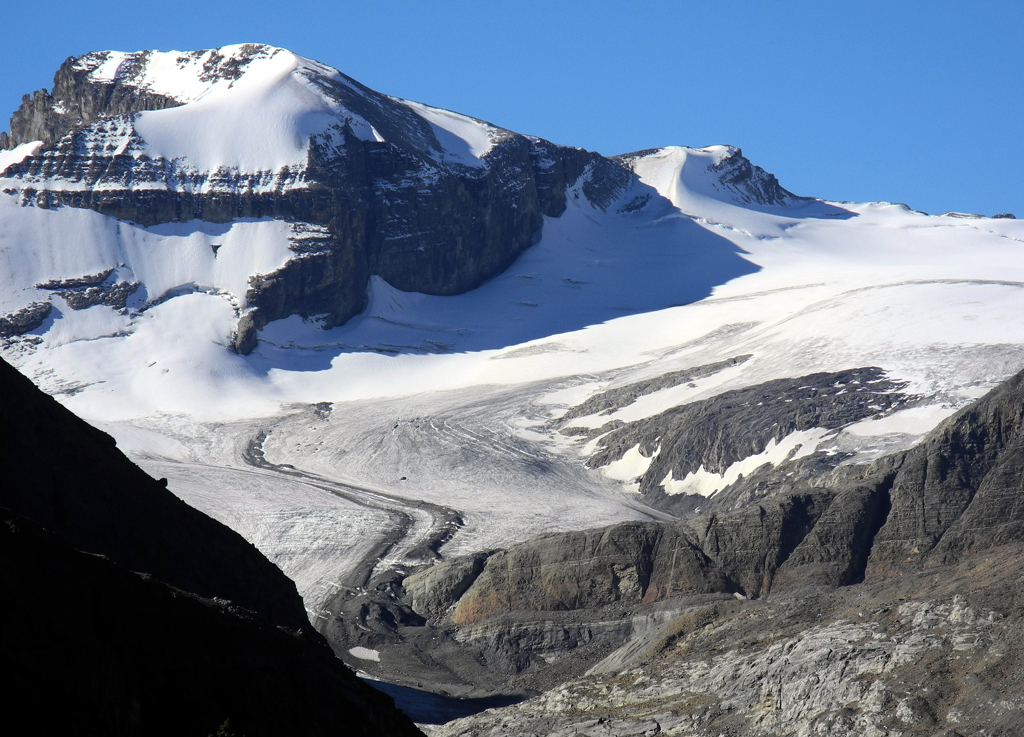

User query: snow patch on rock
[601,444,659,483]
[661,427,832,497]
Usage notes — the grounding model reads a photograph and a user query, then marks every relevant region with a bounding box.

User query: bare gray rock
[432,584,1021,737]
[870,367,1024,575]
[586,367,914,515]
[0,301,51,337]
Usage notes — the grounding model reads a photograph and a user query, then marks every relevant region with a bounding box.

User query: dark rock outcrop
[709,146,798,206]
[587,367,913,513]
[868,367,1024,575]
[59,281,140,310]
[771,469,895,588]
[2,47,276,149]
[405,551,491,621]
[433,555,1024,737]
[350,367,1024,697]
[36,269,114,289]
[445,522,733,626]
[679,492,827,598]
[0,508,422,737]
[0,301,51,338]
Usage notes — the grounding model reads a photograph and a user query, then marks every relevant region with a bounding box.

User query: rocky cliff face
[442,522,734,625]
[0,46,630,352]
[434,562,1024,737]
[869,367,1024,574]
[578,366,914,515]
[0,46,810,355]
[1,53,179,150]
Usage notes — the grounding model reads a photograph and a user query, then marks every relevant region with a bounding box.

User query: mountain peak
[0,44,331,153]
[68,44,289,105]
[623,144,804,212]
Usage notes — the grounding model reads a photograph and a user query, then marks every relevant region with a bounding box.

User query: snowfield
[3,45,1024,613]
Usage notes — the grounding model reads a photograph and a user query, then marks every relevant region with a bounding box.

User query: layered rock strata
[584,366,913,514]
[1,46,631,352]
[434,560,1024,737]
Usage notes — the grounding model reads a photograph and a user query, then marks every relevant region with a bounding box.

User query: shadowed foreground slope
[0,355,311,633]
[0,510,422,737]
[0,355,422,736]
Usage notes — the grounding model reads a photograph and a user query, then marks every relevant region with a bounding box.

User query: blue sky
[2,1,1020,216]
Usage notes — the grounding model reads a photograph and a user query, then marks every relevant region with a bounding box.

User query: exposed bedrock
[710,145,797,206]
[400,478,887,634]
[347,366,1024,696]
[0,301,52,338]
[442,522,734,625]
[770,470,895,589]
[405,551,491,622]
[869,366,1024,575]
[586,366,913,514]
[1,56,180,150]
[434,567,1022,737]
[1,47,290,150]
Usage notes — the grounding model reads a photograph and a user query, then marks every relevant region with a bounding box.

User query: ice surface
[143,457,390,613]
[349,647,381,662]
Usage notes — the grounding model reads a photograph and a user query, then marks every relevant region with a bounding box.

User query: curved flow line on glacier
[240,429,464,625]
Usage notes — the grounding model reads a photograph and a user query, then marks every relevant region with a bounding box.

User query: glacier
[1,43,1023,647]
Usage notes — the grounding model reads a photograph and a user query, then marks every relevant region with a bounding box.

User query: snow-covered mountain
[4,44,1024,720]
[0,43,630,355]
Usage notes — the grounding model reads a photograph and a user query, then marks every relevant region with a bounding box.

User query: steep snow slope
[2,46,1023,618]
[131,50,374,172]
